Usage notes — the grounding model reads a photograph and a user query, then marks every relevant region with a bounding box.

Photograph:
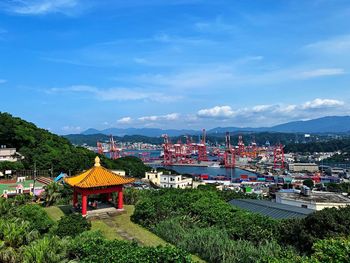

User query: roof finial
[94,156,101,167]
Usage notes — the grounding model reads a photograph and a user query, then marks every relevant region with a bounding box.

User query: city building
[0,147,18,162]
[288,163,319,173]
[112,170,126,176]
[144,170,163,185]
[275,190,350,211]
[159,174,192,189]
[144,170,192,189]
[326,167,347,177]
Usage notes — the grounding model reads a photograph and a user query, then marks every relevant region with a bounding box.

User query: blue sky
[1,0,350,134]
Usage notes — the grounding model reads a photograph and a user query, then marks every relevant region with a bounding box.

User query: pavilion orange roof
[64,156,135,188]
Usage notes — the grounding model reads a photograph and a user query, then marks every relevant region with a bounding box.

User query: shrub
[277,206,350,253]
[309,237,350,263]
[69,231,192,263]
[55,213,91,238]
[14,204,54,234]
[21,236,70,263]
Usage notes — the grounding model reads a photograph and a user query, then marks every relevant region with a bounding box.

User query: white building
[288,163,319,173]
[144,170,192,189]
[112,170,126,176]
[0,147,18,162]
[275,191,350,211]
[144,170,163,185]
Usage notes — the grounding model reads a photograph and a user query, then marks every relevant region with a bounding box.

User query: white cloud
[138,113,179,122]
[197,106,235,119]
[117,117,133,124]
[194,98,347,126]
[6,0,79,15]
[302,98,344,109]
[0,79,6,84]
[298,68,345,79]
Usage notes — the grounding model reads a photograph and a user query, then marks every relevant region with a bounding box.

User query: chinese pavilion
[64,156,135,216]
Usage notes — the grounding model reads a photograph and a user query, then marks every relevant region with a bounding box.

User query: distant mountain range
[81,116,350,137]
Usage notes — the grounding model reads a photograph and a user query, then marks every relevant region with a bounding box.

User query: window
[170,178,174,181]
[301,204,308,208]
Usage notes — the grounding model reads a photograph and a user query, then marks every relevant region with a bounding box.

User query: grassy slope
[45,205,205,262]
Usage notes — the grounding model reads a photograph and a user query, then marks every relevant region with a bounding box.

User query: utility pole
[50,163,54,178]
[32,161,37,194]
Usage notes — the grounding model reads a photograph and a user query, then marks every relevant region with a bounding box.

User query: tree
[303,179,314,188]
[42,182,63,207]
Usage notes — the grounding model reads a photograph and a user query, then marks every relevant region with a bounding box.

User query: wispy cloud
[297,68,345,79]
[47,85,179,102]
[194,16,237,34]
[305,35,350,54]
[0,79,7,84]
[62,125,82,133]
[4,0,81,15]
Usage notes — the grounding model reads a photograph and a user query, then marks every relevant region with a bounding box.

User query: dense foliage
[131,188,284,262]
[132,188,350,262]
[69,231,192,263]
[64,133,164,146]
[324,182,350,194]
[0,196,193,263]
[278,206,350,253]
[0,112,150,177]
[55,213,91,238]
[285,138,350,154]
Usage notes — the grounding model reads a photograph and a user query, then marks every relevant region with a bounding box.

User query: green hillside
[0,112,150,177]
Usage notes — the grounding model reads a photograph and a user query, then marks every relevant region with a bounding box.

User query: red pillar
[73,190,78,208]
[82,193,88,217]
[117,189,123,210]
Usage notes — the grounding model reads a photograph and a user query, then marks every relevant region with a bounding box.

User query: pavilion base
[85,207,126,219]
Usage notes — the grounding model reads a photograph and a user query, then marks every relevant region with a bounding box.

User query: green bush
[55,213,91,238]
[153,217,299,263]
[14,204,54,234]
[277,206,350,253]
[69,231,192,263]
[21,236,70,263]
[309,237,350,263]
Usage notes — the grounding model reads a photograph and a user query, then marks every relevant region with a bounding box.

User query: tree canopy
[0,112,150,177]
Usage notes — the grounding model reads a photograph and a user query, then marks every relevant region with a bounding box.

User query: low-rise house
[144,170,192,189]
[275,190,350,211]
[0,147,18,162]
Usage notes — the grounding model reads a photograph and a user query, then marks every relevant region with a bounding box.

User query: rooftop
[276,191,350,204]
[64,156,135,188]
[229,199,314,219]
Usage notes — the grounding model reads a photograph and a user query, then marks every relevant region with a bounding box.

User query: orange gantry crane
[224,132,235,168]
[197,129,208,162]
